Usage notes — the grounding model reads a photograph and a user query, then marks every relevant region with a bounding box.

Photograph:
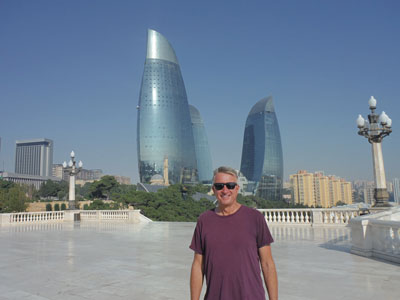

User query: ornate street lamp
[63,151,83,210]
[357,96,392,207]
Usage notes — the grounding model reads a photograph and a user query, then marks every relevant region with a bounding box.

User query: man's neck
[216,202,241,216]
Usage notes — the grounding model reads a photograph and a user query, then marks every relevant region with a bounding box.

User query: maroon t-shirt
[190,205,274,300]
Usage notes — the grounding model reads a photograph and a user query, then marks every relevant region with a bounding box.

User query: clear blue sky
[1,0,399,183]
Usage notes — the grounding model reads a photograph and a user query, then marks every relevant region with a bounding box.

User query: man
[190,166,278,300]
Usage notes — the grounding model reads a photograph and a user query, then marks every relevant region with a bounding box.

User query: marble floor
[0,221,399,300]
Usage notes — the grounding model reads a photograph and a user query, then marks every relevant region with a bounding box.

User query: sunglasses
[213,182,238,190]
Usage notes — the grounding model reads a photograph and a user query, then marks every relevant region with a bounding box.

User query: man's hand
[259,245,278,300]
[190,253,204,300]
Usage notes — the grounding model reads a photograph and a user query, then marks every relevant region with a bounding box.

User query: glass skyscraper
[189,105,213,184]
[240,96,283,201]
[137,29,198,184]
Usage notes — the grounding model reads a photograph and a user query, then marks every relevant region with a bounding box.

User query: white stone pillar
[371,142,386,189]
[0,214,11,226]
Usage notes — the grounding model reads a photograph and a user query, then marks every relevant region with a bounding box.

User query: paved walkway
[0,222,399,300]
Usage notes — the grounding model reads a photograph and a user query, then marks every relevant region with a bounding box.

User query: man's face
[212,172,239,207]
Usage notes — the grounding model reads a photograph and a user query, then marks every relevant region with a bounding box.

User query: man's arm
[259,245,278,300]
[190,253,204,300]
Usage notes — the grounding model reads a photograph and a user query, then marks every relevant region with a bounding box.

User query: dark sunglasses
[213,182,237,190]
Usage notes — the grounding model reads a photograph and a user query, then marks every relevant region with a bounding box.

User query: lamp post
[357,96,392,207]
[63,151,83,210]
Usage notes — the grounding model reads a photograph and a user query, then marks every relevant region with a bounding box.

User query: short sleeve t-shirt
[190,205,273,300]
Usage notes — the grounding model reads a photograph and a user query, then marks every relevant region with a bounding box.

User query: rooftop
[0,222,399,300]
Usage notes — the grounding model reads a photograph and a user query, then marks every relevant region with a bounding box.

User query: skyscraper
[240,96,283,201]
[15,138,53,177]
[189,105,213,184]
[137,29,198,184]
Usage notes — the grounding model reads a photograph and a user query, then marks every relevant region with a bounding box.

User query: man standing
[190,166,278,300]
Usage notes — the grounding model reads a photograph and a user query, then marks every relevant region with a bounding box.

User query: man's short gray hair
[213,166,238,182]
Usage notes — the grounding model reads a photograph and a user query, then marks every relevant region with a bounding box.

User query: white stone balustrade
[257,208,359,226]
[350,207,400,264]
[0,210,151,226]
[80,210,129,220]
[0,211,65,225]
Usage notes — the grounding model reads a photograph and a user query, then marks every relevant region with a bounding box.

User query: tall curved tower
[240,96,283,201]
[137,29,198,184]
[189,105,213,184]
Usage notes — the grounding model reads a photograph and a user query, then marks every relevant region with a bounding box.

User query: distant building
[75,174,130,186]
[189,105,213,184]
[290,170,352,208]
[112,175,131,185]
[52,164,64,179]
[0,171,61,190]
[393,178,400,204]
[78,169,103,181]
[240,96,283,201]
[363,186,375,205]
[237,171,256,196]
[15,138,53,177]
[137,29,198,184]
[57,166,103,182]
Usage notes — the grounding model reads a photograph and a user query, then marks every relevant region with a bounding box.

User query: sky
[1,0,399,183]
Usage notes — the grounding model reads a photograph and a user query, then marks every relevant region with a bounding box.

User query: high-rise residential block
[189,105,213,184]
[240,96,283,201]
[290,170,352,207]
[15,138,53,177]
[137,29,198,184]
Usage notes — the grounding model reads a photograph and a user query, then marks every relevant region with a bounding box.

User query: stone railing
[80,210,129,220]
[0,210,151,226]
[350,207,400,264]
[0,211,65,225]
[258,208,360,226]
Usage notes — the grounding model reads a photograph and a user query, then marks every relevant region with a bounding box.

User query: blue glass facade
[137,29,198,184]
[189,105,213,184]
[240,96,283,201]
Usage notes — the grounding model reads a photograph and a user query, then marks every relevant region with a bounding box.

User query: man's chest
[202,218,258,253]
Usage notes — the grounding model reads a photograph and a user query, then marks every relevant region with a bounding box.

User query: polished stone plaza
[0,221,399,300]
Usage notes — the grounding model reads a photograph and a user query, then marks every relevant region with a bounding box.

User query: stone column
[371,142,389,206]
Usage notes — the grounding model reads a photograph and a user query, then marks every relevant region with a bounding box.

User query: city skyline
[1,1,399,183]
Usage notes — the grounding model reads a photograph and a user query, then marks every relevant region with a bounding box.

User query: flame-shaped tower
[240,96,283,200]
[137,29,198,184]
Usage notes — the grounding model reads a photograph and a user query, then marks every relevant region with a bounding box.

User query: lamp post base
[68,201,76,210]
[373,188,390,207]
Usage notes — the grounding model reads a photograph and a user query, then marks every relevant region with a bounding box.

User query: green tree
[54,203,60,211]
[0,179,15,190]
[46,203,52,211]
[0,186,28,213]
[61,203,67,210]
[76,182,92,199]
[85,200,118,210]
[89,176,119,199]
[38,180,68,199]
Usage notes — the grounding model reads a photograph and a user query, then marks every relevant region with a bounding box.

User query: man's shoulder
[197,208,216,220]
[240,205,264,217]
